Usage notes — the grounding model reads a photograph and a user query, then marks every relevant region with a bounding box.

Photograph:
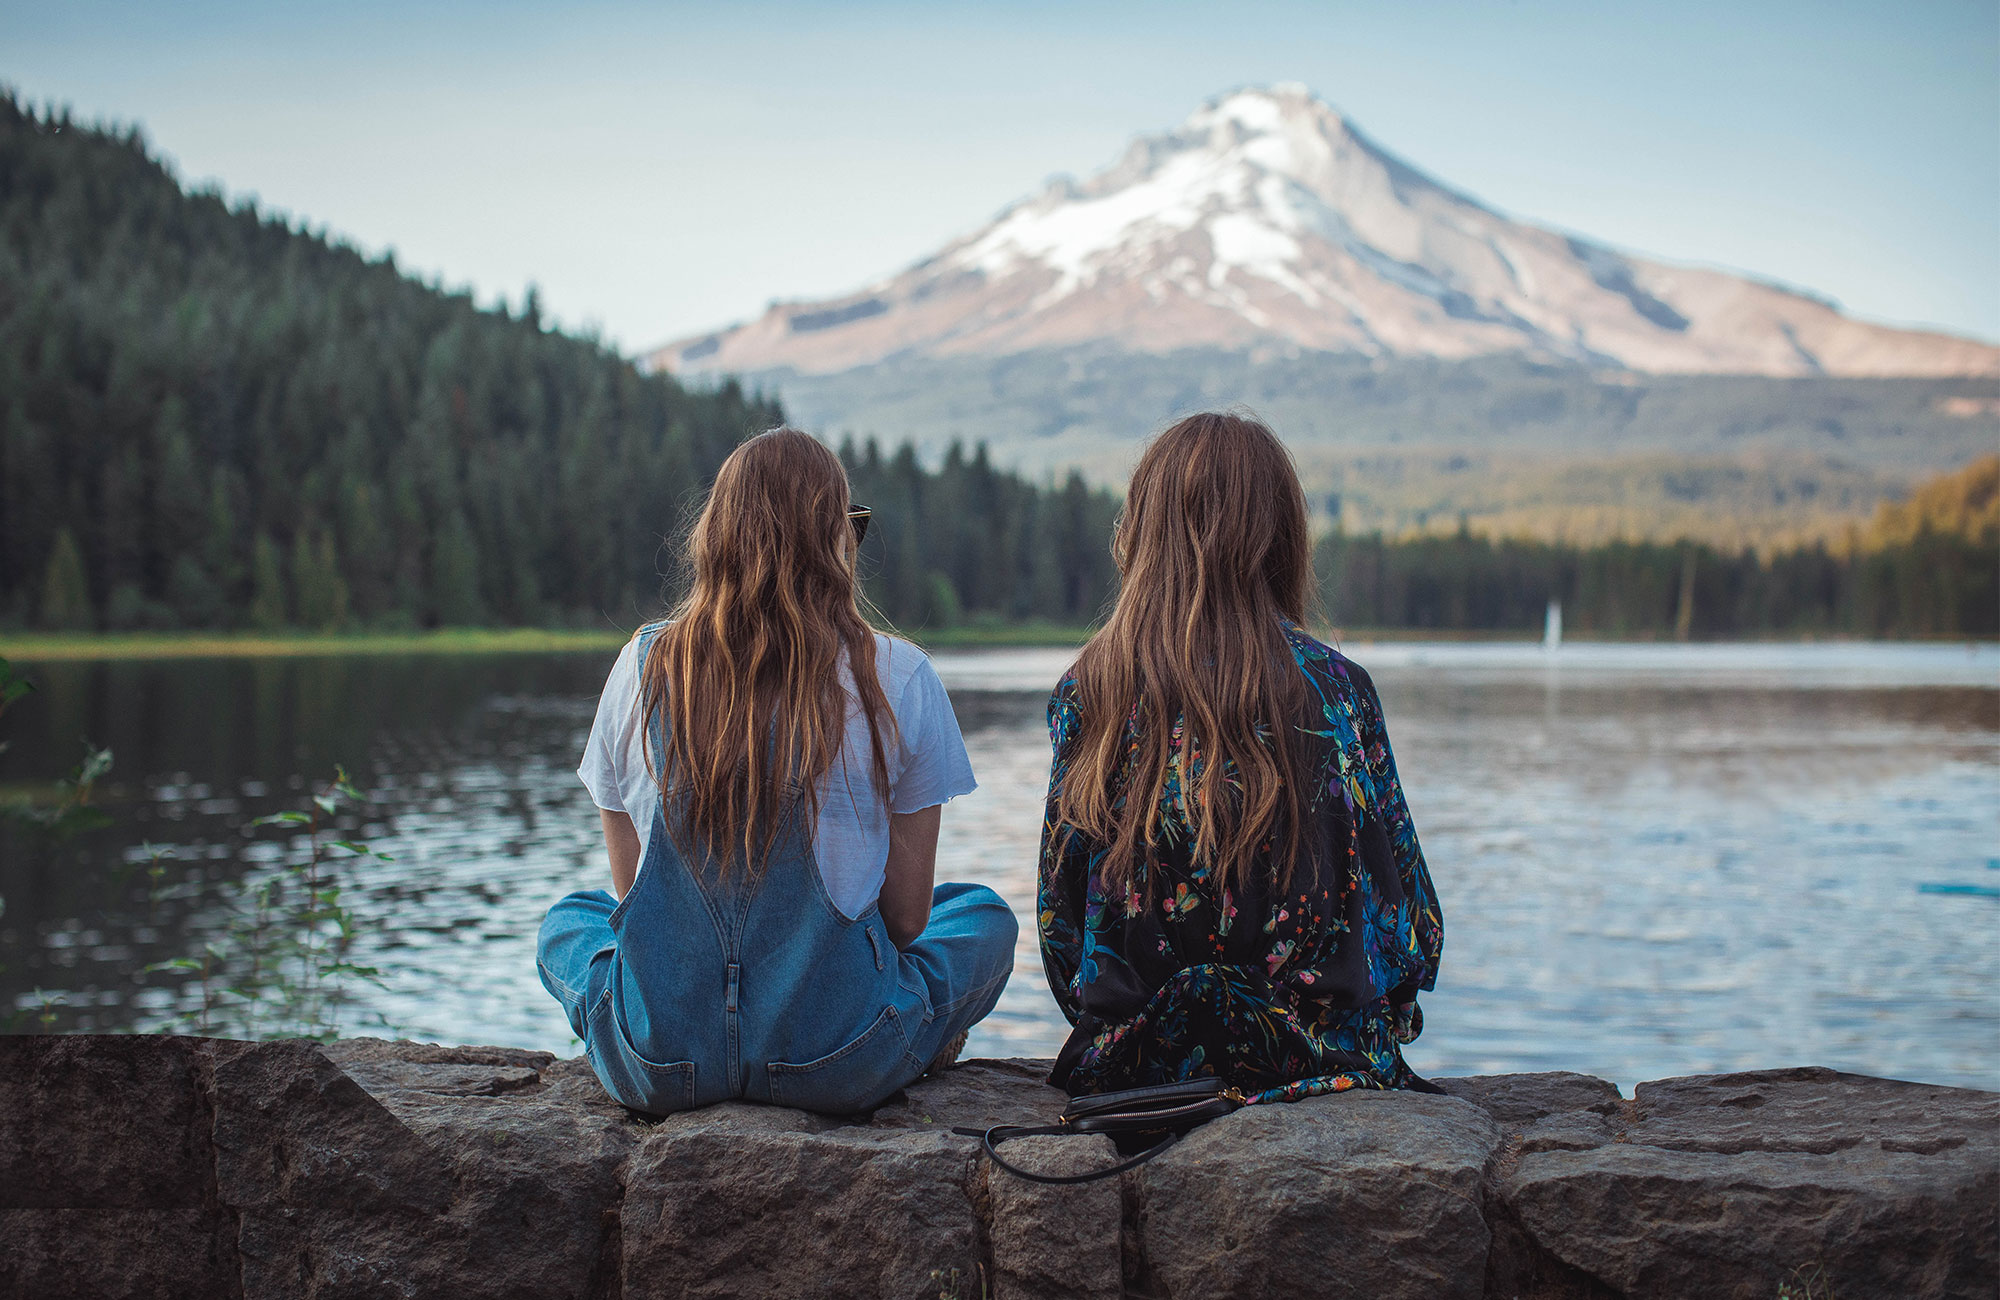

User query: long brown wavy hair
[1053,412,1314,900]
[641,428,895,874]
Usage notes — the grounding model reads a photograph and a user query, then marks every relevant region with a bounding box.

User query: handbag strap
[950,1123,1181,1185]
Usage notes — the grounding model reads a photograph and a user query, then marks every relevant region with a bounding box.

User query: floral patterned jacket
[1037,623,1443,1102]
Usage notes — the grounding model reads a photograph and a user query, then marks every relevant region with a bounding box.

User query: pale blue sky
[3,0,1994,352]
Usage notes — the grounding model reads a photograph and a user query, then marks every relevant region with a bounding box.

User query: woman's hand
[879,804,941,949]
[600,809,641,900]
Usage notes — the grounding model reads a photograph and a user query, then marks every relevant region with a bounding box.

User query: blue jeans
[537,847,1015,1115]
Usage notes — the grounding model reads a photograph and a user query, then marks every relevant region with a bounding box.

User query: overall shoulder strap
[633,619,669,657]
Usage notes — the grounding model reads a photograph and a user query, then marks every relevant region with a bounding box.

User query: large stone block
[1436,1070,1623,1129]
[0,1037,242,1299]
[866,1058,1122,1300]
[1498,1067,2000,1300]
[0,1034,214,1210]
[313,1039,642,1300]
[0,1208,238,1300]
[1132,1089,1503,1300]
[979,1134,1123,1300]
[208,1039,454,1215]
[620,1103,981,1300]
[867,1056,1068,1136]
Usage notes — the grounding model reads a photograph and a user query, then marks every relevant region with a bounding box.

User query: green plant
[1,659,392,1040]
[28,744,115,841]
[1,659,117,997]
[5,987,68,1031]
[0,655,22,943]
[141,841,177,898]
[145,766,392,1039]
[0,657,114,845]
[0,656,33,735]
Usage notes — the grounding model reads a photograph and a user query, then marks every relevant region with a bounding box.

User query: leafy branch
[0,657,113,844]
[145,765,392,1040]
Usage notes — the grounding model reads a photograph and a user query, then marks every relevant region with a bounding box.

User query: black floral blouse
[1037,623,1444,1102]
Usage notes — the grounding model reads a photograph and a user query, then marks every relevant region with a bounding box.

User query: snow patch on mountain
[649,85,1998,380]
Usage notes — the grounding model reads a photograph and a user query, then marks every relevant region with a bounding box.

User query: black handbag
[952,1077,1247,1185]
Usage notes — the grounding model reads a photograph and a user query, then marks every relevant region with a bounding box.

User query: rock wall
[1,1036,1993,1299]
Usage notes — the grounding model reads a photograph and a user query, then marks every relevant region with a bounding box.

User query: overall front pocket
[766,1005,912,1115]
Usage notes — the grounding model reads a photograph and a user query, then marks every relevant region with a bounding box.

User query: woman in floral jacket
[1037,412,1443,1103]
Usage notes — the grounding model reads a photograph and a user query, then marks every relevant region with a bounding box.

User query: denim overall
[536,639,1016,1115]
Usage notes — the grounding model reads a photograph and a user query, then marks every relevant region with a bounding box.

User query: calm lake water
[2,642,1995,1092]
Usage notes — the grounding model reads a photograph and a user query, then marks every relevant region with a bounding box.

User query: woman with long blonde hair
[1038,412,1443,1101]
[538,428,1015,1115]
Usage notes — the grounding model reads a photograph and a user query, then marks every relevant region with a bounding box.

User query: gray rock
[1133,1088,1504,1300]
[981,1134,1124,1300]
[871,1061,1120,1300]
[1514,1108,1620,1156]
[323,1039,555,1071]
[8,1039,1996,1299]
[868,1056,1069,1135]
[206,1039,477,1300]
[1436,1071,1623,1128]
[308,1038,642,1300]
[0,1207,235,1300]
[0,1034,213,1210]
[620,1106,981,1299]
[325,1037,553,1098]
[209,1038,454,1214]
[1498,1068,2000,1300]
[0,1036,238,1300]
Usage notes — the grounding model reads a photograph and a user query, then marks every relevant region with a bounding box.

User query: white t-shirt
[577,630,977,919]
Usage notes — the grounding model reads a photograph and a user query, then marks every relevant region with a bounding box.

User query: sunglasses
[846,503,872,545]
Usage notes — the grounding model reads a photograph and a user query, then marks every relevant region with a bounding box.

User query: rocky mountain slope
[650,85,1997,382]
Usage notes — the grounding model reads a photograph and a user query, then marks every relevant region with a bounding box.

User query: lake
[2,641,1995,1092]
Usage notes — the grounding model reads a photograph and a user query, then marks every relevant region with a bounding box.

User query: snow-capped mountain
[649,84,1995,379]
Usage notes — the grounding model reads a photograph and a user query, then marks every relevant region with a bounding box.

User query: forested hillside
[762,348,1999,546]
[1316,457,1999,638]
[840,438,1116,630]
[0,94,1117,634]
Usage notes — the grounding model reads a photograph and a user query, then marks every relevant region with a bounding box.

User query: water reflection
[1,644,1994,1090]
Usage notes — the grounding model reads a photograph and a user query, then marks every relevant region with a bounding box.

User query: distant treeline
[1318,457,1999,638]
[0,94,1117,635]
[841,439,1117,629]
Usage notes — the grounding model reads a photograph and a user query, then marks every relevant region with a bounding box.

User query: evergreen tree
[431,513,486,626]
[151,396,207,563]
[166,553,225,627]
[250,533,288,630]
[38,528,93,630]
[198,472,247,622]
[292,527,350,631]
[336,479,394,622]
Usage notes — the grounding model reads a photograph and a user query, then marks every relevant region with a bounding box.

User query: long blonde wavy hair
[641,428,895,874]
[1053,412,1314,900]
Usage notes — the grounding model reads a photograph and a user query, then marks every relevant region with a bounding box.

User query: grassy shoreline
[0,623,1107,662]
[8,623,1979,663]
[0,628,636,661]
